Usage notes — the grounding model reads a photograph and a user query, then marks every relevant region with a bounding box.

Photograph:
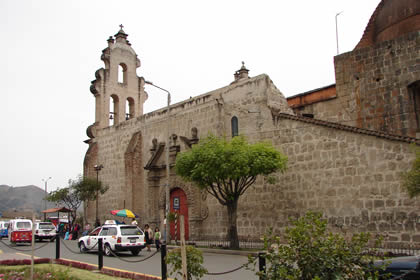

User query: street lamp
[94,164,104,226]
[144,80,171,244]
[335,11,343,55]
[42,177,52,221]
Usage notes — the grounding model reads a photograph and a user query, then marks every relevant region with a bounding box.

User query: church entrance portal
[170,188,189,241]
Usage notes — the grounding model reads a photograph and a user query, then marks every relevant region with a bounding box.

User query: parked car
[0,221,9,239]
[376,255,420,279]
[34,222,57,241]
[8,218,32,244]
[78,220,146,256]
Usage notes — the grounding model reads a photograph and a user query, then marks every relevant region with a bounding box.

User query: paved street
[0,239,257,280]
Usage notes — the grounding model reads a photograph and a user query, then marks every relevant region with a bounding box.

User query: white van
[8,218,32,244]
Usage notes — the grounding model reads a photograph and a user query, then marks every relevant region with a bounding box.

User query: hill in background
[0,184,57,216]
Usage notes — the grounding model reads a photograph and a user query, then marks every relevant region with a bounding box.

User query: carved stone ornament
[152,138,158,150]
[191,127,198,139]
[200,206,209,220]
[201,189,207,201]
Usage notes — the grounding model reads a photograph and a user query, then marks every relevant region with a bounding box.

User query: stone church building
[84,0,420,243]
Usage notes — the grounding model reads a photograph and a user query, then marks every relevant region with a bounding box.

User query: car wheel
[104,244,113,257]
[79,242,87,253]
[130,249,140,256]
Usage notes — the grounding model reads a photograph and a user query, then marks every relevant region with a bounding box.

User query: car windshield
[39,223,55,229]
[16,222,31,229]
[120,226,143,236]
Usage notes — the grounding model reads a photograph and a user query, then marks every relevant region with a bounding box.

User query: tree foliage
[247,212,389,280]
[402,146,420,198]
[175,135,287,205]
[46,175,108,222]
[175,135,287,248]
[166,245,208,280]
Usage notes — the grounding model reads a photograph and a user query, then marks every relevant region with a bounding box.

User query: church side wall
[334,31,420,137]
[222,117,418,243]
[88,71,418,245]
[290,32,419,138]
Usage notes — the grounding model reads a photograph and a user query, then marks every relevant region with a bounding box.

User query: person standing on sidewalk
[144,224,153,252]
[154,227,161,251]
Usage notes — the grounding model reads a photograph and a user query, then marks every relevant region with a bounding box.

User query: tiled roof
[276,113,419,144]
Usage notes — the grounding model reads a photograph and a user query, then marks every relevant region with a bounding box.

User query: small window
[90,227,101,236]
[108,227,117,235]
[118,63,127,84]
[120,226,143,236]
[126,97,135,120]
[231,116,239,137]
[109,95,119,126]
[99,228,109,236]
[408,81,420,130]
[17,222,31,229]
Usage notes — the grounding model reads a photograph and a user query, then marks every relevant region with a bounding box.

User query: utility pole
[94,164,103,225]
[144,80,171,244]
[42,177,52,221]
[336,11,343,55]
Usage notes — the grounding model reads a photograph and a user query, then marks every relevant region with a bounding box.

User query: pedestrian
[154,227,161,251]
[58,223,65,237]
[72,223,80,239]
[94,218,101,227]
[144,224,153,252]
[131,218,138,226]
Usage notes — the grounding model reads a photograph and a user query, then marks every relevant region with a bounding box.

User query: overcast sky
[1,0,381,192]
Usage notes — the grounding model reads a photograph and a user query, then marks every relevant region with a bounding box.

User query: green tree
[402,146,420,198]
[166,245,208,280]
[175,135,287,249]
[247,212,388,280]
[46,175,108,223]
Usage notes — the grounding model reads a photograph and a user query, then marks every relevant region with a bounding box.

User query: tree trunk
[226,200,239,249]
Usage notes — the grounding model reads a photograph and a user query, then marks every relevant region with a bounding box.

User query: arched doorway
[170,188,189,241]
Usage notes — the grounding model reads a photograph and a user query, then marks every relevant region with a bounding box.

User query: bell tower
[89,25,147,130]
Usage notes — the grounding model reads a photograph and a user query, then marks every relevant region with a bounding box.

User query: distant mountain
[0,184,56,216]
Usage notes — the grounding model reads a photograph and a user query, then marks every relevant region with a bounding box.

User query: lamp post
[335,11,343,55]
[42,177,52,221]
[94,164,104,226]
[144,80,171,244]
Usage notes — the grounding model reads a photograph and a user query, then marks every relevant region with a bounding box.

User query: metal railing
[172,236,264,250]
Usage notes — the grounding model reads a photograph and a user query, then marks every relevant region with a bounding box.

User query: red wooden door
[170,188,189,240]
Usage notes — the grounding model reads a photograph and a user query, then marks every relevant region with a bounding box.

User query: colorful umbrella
[110,209,139,218]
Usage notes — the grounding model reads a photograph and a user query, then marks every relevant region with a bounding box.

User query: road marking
[16,252,41,259]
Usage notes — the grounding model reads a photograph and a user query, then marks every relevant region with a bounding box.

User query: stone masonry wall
[334,31,420,137]
[290,32,420,138]
[86,70,418,245]
[220,117,418,243]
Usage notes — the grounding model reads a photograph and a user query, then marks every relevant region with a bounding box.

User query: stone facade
[287,0,420,138]
[83,1,420,245]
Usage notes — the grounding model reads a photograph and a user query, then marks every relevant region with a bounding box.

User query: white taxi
[78,220,146,256]
[34,222,57,241]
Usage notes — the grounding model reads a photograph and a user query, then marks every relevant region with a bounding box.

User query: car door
[99,227,110,246]
[86,227,101,250]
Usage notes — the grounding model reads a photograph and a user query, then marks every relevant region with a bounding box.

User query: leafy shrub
[166,245,208,280]
[247,212,389,280]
